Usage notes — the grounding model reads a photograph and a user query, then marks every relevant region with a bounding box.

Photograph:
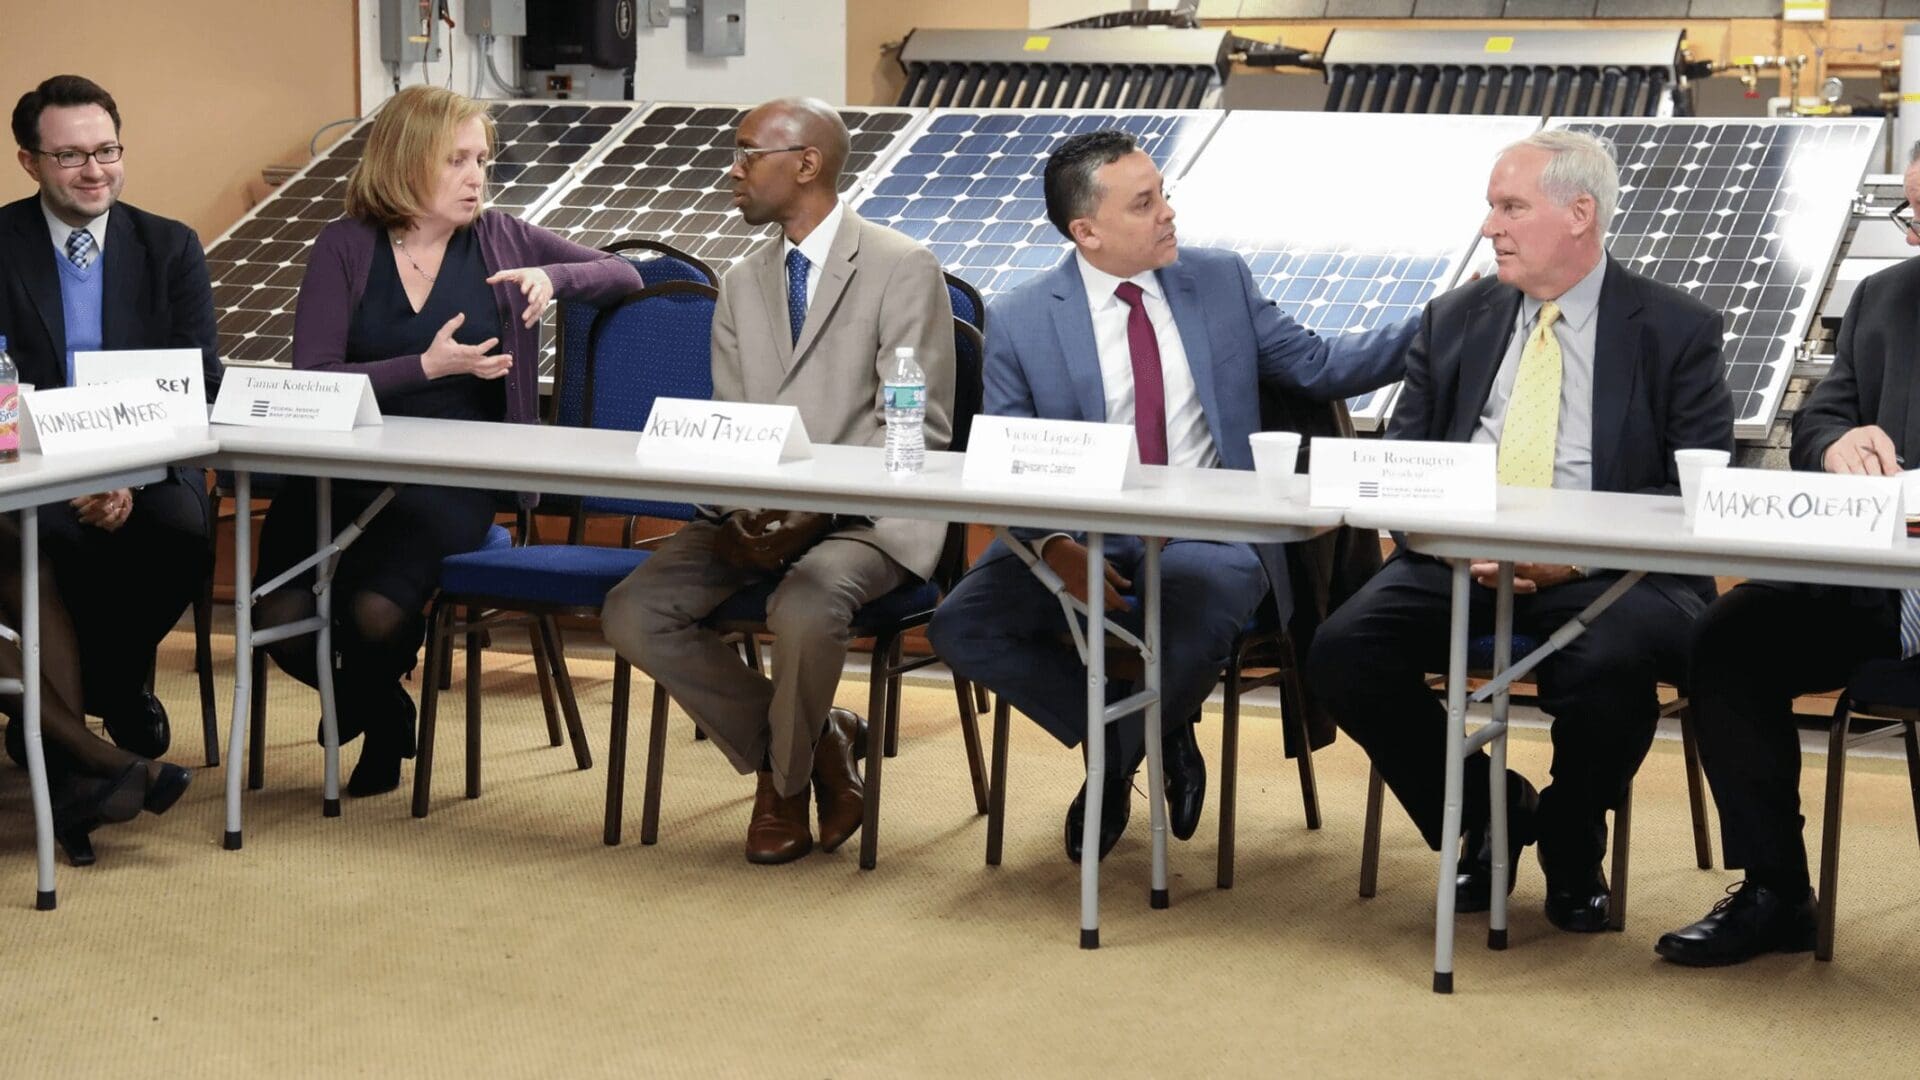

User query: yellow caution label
[1024,36,1051,52]
[1484,36,1514,54]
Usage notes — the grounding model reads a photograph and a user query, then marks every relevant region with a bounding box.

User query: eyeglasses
[1889,199,1920,241]
[35,144,124,169]
[730,145,807,169]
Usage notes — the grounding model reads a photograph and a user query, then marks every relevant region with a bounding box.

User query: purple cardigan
[291,213,643,424]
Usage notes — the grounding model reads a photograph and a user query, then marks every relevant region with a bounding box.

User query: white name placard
[73,349,205,429]
[1308,437,1496,511]
[211,369,382,431]
[635,398,813,468]
[961,416,1138,492]
[19,382,182,455]
[1693,468,1901,549]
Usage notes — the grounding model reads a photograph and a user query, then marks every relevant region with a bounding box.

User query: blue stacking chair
[612,314,991,868]
[944,271,985,333]
[411,281,720,818]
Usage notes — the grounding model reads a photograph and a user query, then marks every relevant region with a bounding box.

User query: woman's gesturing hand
[421,312,511,380]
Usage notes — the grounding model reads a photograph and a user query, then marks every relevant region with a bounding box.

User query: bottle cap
[894,346,913,358]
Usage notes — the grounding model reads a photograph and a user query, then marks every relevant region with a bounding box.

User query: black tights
[255,587,422,743]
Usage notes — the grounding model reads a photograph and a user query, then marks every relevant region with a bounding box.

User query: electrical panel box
[465,0,527,37]
[687,0,745,58]
[380,0,443,64]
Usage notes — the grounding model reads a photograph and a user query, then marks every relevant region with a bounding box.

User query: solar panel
[532,103,925,274]
[1174,111,1542,430]
[850,109,1224,300]
[206,101,646,367]
[1548,117,1879,438]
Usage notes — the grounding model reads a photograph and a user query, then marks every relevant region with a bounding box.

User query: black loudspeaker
[524,0,638,70]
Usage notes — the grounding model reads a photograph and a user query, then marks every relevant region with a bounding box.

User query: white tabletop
[1348,485,1920,591]
[203,418,1341,544]
[0,433,221,513]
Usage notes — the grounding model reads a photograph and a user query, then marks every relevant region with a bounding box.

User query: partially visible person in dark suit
[1655,144,1920,968]
[0,74,200,862]
[253,86,640,797]
[1308,129,1734,934]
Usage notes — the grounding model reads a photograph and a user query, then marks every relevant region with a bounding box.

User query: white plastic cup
[1249,431,1303,478]
[1675,448,1732,525]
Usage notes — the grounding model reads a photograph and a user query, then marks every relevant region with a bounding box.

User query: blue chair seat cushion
[709,576,941,629]
[439,544,649,608]
[1468,634,1543,672]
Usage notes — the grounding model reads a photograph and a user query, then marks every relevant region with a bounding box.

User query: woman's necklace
[392,232,437,284]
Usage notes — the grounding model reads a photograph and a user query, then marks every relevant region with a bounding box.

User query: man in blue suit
[927,130,1413,863]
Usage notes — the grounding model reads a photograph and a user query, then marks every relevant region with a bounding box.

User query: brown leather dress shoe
[812,707,867,852]
[745,771,814,865]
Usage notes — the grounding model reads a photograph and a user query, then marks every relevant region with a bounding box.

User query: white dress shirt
[1074,252,1217,469]
[42,200,110,261]
[781,199,845,310]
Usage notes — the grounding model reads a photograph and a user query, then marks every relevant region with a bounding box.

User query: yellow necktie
[1497,301,1562,489]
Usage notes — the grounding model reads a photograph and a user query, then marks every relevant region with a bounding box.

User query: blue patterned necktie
[784,247,810,346]
[1901,590,1920,659]
[65,228,97,271]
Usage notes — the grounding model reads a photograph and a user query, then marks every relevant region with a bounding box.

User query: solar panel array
[851,109,1223,300]
[1549,117,1879,437]
[532,104,925,273]
[1174,111,1542,429]
[206,101,644,365]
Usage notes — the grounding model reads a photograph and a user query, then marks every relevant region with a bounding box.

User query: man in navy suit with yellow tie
[928,129,1412,863]
[0,74,219,766]
[1309,130,1734,933]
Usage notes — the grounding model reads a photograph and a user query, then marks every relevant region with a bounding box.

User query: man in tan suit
[602,98,955,865]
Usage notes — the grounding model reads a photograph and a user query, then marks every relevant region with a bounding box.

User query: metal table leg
[1143,537,1168,910]
[224,471,252,850]
[315,477,339,816]
[1487,563,1515,951]
[1080,531,1107,949]
[21,506,55,909]
[1432,558,1471,993]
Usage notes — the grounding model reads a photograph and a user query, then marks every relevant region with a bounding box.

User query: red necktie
[1113,281,1167,466]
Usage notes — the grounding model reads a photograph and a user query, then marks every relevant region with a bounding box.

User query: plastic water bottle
[0,336,17,463]
[883,345,926,478]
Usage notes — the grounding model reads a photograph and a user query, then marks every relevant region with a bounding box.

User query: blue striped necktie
[784,248,809,346]
[65,228,97,271]
[1901,590,1920,659]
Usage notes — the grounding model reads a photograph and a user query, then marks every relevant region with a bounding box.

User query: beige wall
[846,0,1032,106]
[0,1,357,243]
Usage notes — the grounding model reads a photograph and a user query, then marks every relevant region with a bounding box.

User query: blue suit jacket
[982,246,1413,621]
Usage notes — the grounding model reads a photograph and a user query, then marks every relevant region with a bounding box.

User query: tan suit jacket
[711,205,956,579]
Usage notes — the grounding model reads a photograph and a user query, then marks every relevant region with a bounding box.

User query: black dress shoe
[1655,881,1817,967]
[1161,718,1206,842]
[102,691,171,760]
[1064,769,1133,864]
[57,823,97,867]
[143,763,193,815]
[1456,773,1540,914]
[1543,867,1612,933]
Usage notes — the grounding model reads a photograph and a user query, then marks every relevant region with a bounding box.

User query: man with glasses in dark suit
[0,74,217,769]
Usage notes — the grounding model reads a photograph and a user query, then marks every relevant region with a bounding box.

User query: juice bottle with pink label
[0,335,17,463]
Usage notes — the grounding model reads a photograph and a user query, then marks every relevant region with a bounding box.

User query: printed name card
[1693,468,1901,549]
[635,398,814,468]
[1308,437,1496,511]
[961,416,1138,492]
[210,369,382,430]
[73,349,205,429]
[19,382,183,455]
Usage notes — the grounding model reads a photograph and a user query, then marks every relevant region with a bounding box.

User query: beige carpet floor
[2,633,1918,1077]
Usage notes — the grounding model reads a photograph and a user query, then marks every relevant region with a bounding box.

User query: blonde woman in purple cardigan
[253,86,641,796]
